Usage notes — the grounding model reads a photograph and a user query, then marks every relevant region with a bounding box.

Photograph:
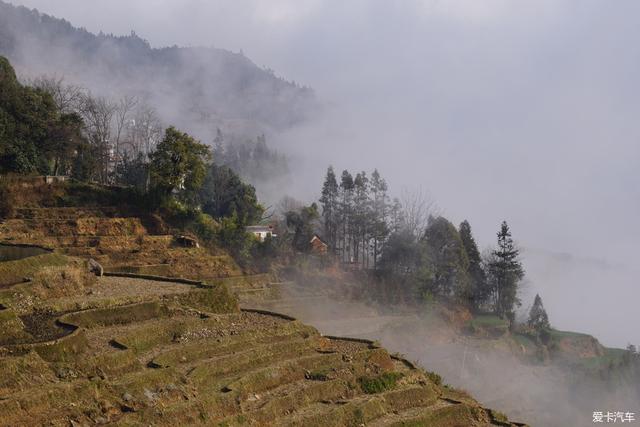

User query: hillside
[0,0,316,137]
[0,179,526,426]
[241,266,639,426]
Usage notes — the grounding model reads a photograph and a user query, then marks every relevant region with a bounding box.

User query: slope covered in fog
[0,0,316,138]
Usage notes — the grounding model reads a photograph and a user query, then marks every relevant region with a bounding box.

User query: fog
[270,273,639,426]
[10,0,639,347]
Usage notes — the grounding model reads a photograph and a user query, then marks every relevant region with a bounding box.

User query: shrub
[215,214,254,267]
[192,212,218,243]
[358,372,404,394]
[490,409,509,423]
[161,198,197,227]
[425,370,442,386]
[306,369,331,381]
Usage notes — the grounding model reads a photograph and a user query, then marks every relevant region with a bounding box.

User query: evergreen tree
[370,169,390,269]
[149,126,211,205]
[114,152,149,191]
[286,203,319,252]
[379,226,420,276]
[0,56,86,175]
[528,294,550,330]
[198,163,263,225]
[488,221,525,321]
[353,171,369,266]
[338,170,354,263]
[421,216,471,300]
[459,220,488,310]
[319,166,339,250]
[212,127,224,160]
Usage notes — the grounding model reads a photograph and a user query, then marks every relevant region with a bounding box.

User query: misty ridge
[0,0,306,198]
[1,1,640,426]
[0,0,315,143]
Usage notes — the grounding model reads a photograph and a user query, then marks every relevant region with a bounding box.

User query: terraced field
[0,287,520,426]
[0,185,525,426]
[0,206,242,279]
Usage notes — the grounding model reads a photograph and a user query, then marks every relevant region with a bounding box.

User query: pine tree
[319,166,339,250]
[338,170,354,263]
[488,221,525,321]
[212,128,224,162]
[421,216,470,299]
[528,294,550,330]
[352,172,369,267]
[389,198,404,233]
[459,220,488,310]
[370,169,390,269]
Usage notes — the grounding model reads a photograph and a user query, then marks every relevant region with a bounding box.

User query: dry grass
[0,253,69,287]
[30,264,96,299]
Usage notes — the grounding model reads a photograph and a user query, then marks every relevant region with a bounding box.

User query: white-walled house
[245,225,277,242]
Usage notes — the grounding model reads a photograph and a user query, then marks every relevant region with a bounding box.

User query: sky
[9,0,640,347]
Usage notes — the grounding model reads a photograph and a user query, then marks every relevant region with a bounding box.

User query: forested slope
[0,0,316,137]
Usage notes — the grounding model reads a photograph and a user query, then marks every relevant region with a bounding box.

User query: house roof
[310,234,328,246]
[245,225,272,232]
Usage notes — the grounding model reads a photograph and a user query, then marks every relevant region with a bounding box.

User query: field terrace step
[150,329,316,369]
[277,397,388,427]
[217,345,396,400]
[108,311,308,356]
[185,338,325,388]
[1,217,148,237]
[14,207,120,220]
[37,279,197,318]
[208,352,347,403]
[119,342,336,416]
[366,399,475,427]
[0,376,117,426]
[106,250,243,278]
[276,383,445,427]
[0,350,57,397]
[56,234,173,250]
[223,351,424,424]
[224,378,354,425]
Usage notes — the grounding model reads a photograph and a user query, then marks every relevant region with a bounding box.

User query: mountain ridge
[0,0,316,138]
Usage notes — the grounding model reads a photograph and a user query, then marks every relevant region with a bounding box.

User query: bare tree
[127,103,162,159]
[113,95,139,181]
[79,93,116,184]
[400,187,439,238]
[30,75,85,114]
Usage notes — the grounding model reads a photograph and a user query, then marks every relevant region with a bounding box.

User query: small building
[175,235,199,248]
[44,175,68,184]
[246,225,276,242]
[309,234,328,254]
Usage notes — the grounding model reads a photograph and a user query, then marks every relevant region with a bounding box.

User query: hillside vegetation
[0,0,315,136]
[0,179,526,426]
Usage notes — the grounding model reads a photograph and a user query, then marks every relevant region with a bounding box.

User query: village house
[309,234,328,254]
[245,225,276,242]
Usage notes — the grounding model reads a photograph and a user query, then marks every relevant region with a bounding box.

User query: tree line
[0,56,266,266]
[318,165,526,322]
[0,58,164,185]
[319,166,397,269]
[212,129,289,189]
